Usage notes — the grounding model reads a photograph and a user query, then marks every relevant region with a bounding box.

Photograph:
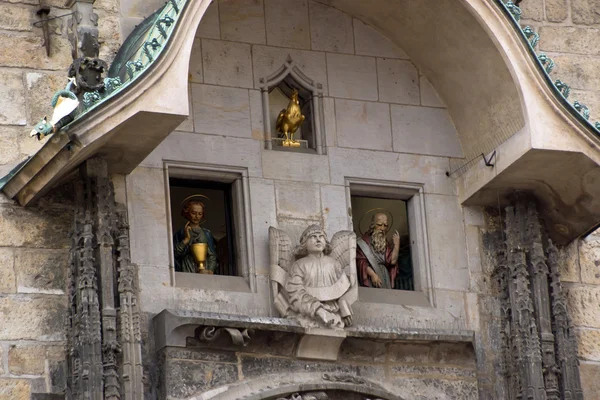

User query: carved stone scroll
[67,158,143,399]
[195,326,253,347]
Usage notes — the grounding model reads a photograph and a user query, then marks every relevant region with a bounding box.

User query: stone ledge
[154,309,475,351]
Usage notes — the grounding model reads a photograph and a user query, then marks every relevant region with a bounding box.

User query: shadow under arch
[185,373,404,400]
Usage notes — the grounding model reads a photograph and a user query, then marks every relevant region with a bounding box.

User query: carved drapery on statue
[67,158,143,399]
[495,194,583,400]
[269,226,358,329]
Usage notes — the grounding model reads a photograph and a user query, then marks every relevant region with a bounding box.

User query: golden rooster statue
[276,89,305,147]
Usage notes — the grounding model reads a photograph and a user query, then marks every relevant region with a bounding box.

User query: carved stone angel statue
[269,225,358,329]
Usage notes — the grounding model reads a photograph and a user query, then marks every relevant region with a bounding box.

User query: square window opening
[351,195,415,292]
[169,177,238,277]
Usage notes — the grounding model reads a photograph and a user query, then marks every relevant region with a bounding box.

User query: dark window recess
[169,178,237,276]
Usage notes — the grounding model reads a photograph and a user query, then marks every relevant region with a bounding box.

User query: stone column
[66,0,99,59]
[67,158,143,399]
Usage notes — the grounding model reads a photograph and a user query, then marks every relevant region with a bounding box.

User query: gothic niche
[259,56,326,154]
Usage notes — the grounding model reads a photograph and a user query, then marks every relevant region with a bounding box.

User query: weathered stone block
[262,150,329,184]
[334,99,391,151]
[309,1,354,54]
[388,341,476,366]
[219,0,266,44]
[580,361,600,399]
[353,18,408,59]
[249,89,264,140]
[202,39,253,88]
[391,105,462,157]
[540,26,600,56]
[327,147,455,196]
[142,131,263,177]
[327,53,378,101]
[0,379,31,400]
[519,0,543,21]
[420,75,446,108]
[165,347,238,363]
[249,178,276,275]
[576,328,600,361]
[275,181,321,220]
[195,1,220,39]
[0,295,66,340]
[191,84,251,137]
[552,55,600,90]
[0,248,16,294]
[0,34,71,70]
[265,0,310,49]
[96,10,120,44]
[8,344,46,375]
[426,194,469,291]
[545,0,568,21]
[240,354,385,380]
[580,235,600,284]
[176,85,194,132]
[120,0,164,18]
[95,0,119,13]
[252,45,328,92]
[0,126,22,164]
[0,206,71,248]
[0,4,32,31]
[338,338,386,363]
[14,249,67,293]
[572,0,600,25]
[164,359,238,398]
[565,285,600,328]
[557,240,581,282]
[393,376,478,399]
[377,59,419,105]
[321,185,350,236]
[25,72,65,126]
[0,70,26,125]
[189,38,203,84]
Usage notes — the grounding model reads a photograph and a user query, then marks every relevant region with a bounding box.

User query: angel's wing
[269,227,294,273]
[330,230,358,289]
[269,227,295,317]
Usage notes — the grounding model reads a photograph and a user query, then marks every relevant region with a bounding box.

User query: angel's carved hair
[294,225,332,259]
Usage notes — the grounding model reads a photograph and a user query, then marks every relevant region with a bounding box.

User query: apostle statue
[173,196,218,273]
[356,212,400,289]
[269,225,358,329]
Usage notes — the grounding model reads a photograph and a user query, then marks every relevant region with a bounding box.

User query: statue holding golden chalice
[173,195,218,274]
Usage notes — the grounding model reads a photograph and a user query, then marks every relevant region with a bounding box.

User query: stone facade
[0,0,599,399]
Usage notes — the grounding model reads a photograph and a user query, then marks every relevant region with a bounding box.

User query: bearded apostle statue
[269,225,358,329]
[356,212,400,289]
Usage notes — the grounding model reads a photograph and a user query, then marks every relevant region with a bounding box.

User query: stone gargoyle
[269,225,358,329]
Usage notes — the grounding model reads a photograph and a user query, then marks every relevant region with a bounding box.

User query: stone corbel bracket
[195,325,253,347]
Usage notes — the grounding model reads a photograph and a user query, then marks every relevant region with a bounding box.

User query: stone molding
[153,309,474,351]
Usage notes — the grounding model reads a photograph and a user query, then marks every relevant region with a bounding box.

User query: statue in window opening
[356,212,400,289]
[173,198,218,274]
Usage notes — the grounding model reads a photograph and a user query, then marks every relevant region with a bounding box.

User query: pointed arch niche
[259,56,326,155]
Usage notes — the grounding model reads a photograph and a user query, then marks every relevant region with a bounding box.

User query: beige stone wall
[0,0,121,396]
[520,0,600,122]
[126,0,476,336]
[518,1,600,396]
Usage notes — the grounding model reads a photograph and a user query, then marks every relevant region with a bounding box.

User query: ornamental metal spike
[125,60,144,81]
[522,26,539,49]
[573,101,590,120]
[538,54,555,74]
[555,80,570,99]
[595,122,600,130]
[505,1,522,21]
[168,0,179,14]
